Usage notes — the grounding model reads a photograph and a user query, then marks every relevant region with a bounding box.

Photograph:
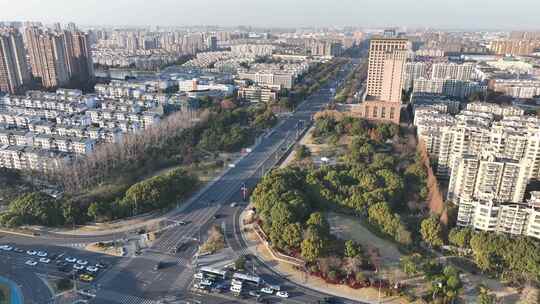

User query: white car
[76,259,88,266]
[86,266,99,273]
[36,251,47,257]
[39,257,50,263]
[199,279,213,286]
[25,260,38,266]
[65,257,77,263]
[260,287,274,294]
[194,272,204,279]
[26,250,37,256]
[276,291,289,298]
[0,245,13,251]
[73,264,85,270]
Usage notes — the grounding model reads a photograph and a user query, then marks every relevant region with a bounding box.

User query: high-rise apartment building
[366,37,410,98]
[431,62,475,81]
[0,28,31,94]
[414,103,540,240]
[403,61,429,90]
[25,26,69,88]
[413,77,487,99]
[24,26,93,89]
[380,50,407,103]
[62,30,94,83]
[354,37,410,124]
[488,39,538,56]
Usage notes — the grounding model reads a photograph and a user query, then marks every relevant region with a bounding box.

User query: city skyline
[1,0,539,30]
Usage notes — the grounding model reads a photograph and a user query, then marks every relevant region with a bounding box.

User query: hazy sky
[1,0,538,29]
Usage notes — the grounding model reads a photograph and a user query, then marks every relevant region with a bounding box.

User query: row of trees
[55,110,202,194]
[281,58,348,109]
[447,228,540,282]
[334,61,368,103]
[0,168,198,227]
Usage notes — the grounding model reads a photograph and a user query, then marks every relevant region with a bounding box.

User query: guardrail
[252,224,305,268]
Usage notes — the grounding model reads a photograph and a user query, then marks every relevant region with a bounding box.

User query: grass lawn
[327,212,402,266]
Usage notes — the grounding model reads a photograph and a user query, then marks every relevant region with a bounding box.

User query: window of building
[373,106,378,117]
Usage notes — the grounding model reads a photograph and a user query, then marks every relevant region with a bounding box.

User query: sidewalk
[239,207,407,304]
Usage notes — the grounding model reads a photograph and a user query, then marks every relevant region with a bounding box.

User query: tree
[344,240,361,258]
[87,202,100,222]
[235,256,247,270]
[477,285,496,304]
[282,223,303,250]
[301,234,325,262]
[306,212,330,237]
[420,216,445,248]
[448,227,472,249]
[400,253,422,277]
[1,192,65,227]
[295,145,311,160]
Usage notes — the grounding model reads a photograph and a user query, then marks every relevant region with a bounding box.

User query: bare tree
[54,110,206,194]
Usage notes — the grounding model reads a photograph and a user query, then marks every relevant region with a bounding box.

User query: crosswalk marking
[94,289,159,304]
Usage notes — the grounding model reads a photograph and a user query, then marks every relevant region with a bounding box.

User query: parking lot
[0,243,115,286]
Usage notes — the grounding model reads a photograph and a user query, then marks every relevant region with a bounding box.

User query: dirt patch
[327,212,402,266]
[85,242,123,256]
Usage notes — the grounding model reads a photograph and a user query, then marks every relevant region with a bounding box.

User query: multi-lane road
[0,58,362,304]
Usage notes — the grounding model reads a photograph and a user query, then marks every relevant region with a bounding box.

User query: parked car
[39,258,50,263]
[65,257,77,263]
[25,259,38,266]
[86,266,99,273]
[276,291,289,298]
[260,287,274,294]
[79,274,94,282]
[0,245,13,251]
